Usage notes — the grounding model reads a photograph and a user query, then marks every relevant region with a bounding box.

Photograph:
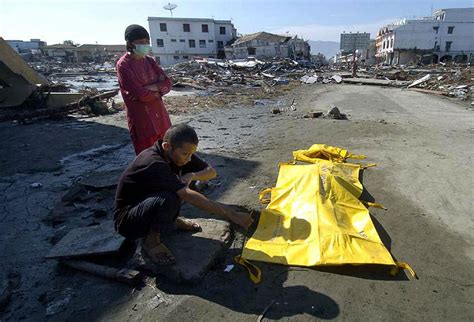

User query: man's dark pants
[115,191,181,240]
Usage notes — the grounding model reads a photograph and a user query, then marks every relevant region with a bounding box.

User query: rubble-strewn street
[1,82,473,320]
[2,2,474,320]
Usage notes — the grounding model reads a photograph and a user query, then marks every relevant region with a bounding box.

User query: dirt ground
[0,83,473,321]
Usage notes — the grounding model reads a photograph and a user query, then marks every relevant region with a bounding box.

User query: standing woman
[117,24,172,155]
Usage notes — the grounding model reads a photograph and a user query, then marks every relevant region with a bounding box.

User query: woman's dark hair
[163,124,199,148]
[124,24,149,52]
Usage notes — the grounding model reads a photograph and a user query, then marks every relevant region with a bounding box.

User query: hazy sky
[1,0,471,45]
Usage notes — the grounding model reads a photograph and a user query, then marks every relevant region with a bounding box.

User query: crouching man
[114,124,253,265]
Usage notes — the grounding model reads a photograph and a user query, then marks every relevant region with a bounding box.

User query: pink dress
[116,53,172,155]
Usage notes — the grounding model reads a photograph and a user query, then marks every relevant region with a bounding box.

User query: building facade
[340,32,370,54]
[148,17,236,66]
[42,44,78,62]
[227,32,310,60]
[6,39,47,54]
[75,44,125,63]
[376,8,474,65]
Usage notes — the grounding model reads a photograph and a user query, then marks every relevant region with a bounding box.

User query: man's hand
[179,173,195,186]
[227,210,253,229]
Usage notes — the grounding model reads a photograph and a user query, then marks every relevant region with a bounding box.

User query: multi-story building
[376,8,474,64]
[6,39,47,54]
[227,32,311,60]
[340,32,370,54]
[336,32,372,65]
[148,17,236,66]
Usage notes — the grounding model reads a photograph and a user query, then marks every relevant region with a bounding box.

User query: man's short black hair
[163,124,199,148]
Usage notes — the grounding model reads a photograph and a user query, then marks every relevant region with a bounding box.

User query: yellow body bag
[239,145,416,282]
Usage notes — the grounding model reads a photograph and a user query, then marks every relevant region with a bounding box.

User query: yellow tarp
[239,145,415,280]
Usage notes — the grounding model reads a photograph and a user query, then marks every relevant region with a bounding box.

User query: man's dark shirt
[114,141,208,219]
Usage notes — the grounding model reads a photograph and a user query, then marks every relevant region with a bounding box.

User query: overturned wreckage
[0,38,118,122]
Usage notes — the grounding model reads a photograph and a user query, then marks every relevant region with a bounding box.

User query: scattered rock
[325,105,347,120]
[304,111,323,119]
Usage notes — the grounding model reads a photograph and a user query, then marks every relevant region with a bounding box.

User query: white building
[227,32,310,60]
[340,32,370,54]
[148,17,236,66]
[6,39,46,54]
[376,8,474,64]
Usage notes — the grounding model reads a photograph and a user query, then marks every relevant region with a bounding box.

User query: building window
[173,56,179,60]
[160,23,167,32]
[199,40,206,48]
[217,41,224,49]
[209,39,214,43]
[183,24,190,32]
[433,26,439,34]
[445,41,452,51]
[183,55,189,59]
[189,39,195,48]
[447,26,454,34]
[202,24,209,32]
[220,26,226,34]
[179,39,185,43]
[156,39,164,47]
[171,39,177,42]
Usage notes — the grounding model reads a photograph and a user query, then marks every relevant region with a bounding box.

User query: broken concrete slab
[78,168,123,189]
[0,37,49,86]
[408,74,431,88]
[331,75,343,83]
[46,222,125,259]
[130,218,232,284]
[343,78,409,87]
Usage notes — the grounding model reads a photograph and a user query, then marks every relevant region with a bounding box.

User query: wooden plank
[61,260,142,286]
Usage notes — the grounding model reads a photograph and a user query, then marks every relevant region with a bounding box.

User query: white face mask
[133,44,151,56]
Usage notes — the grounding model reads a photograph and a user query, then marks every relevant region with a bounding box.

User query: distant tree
[63,40,78,46]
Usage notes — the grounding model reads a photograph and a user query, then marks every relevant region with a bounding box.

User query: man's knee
[152,191,181,212]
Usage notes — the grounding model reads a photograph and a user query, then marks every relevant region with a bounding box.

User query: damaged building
[42,43,78,62]
[148,17,237,66]
[226,31,311,61]
[335,32,371,64]
[74,44,125,63]
[376,7,474,65]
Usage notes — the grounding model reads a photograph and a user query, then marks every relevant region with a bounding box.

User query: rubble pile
[166,57,314,89]
[304,62,472,101]
[405,68,472,100]
[30,60,116,77]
